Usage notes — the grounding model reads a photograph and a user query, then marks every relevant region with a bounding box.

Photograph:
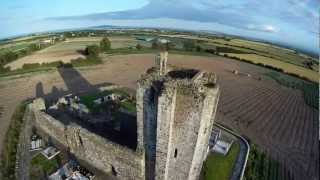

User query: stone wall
[31,103,144,180]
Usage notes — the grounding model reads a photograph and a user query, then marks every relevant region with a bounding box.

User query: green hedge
[0,103,27,180]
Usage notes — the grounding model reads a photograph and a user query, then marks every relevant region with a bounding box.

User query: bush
[136,43,143,50]
[205,48,217,54]
[85,45,100,57]
[28,43,40,51]
[0,66,10,73]
[196,45,202,52]
[22,63,41,69]
[100,37,111,52]
[216,47,246,53]
[0,51,18,65]
[151,42,159,49]
[183,40,196,51]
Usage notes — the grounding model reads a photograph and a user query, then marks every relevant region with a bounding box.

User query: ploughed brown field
[0,54,318,180]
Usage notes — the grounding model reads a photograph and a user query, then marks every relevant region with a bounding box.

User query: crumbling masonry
[30,51,220,180]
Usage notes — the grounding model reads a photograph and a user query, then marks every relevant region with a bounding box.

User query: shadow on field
[34,67,138,150]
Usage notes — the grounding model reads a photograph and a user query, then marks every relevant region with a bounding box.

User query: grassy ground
[30,153,61,180]
[0,103,27,180]
[202,142,240,180]
[120,101,136,113]
[80,90,114,112]
[221,53,318,82]
[80,88,134,113]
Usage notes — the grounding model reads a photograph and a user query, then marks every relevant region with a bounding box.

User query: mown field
[165,34,318,83]
[220,53,318,82]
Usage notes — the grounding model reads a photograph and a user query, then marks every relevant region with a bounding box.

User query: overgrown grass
[265,71,319,109]
[0,103,27,180]
[80,88,132,112]
[80,90,114,112]
[30,154,61,180]
[120,101,136,113]
[202,142,240,180]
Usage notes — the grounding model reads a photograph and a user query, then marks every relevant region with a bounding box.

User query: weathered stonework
[137,54,220,180]
[31,102,144,180]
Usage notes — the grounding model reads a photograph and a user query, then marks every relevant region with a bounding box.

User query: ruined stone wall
[138,68,220,180]
[187,86,220,180]
[165,90,201,180]
[31,105,144,180]
[136,86,158,180]
[154,86,177,180]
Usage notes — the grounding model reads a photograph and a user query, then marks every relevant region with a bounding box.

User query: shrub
[100,37,111,51]
[136,43,143,50]
[22,63,41,69]
[151,41,159,49]
[85,45,100,57]
[196,45,202,52]
[183,40,196,51]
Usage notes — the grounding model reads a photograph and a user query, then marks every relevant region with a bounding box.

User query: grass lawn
[80,89,132,112]
[30,153,61,179]
[202,142,240,180]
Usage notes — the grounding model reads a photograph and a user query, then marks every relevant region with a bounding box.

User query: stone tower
[136,52,220,180]
[154,51,168,75]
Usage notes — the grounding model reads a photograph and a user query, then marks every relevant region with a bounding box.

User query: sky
[0,0,319,53]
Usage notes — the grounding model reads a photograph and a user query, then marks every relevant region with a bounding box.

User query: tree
[183,40,196,51]
[28,43,40,51]
[165,42,175,51]
[85,45,100,57]
[196,45,202,52]
[100,37,111,51]
[151,41,159,49]
[136,43,143,50]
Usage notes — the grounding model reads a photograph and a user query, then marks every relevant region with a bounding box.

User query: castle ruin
[30,51,220,180]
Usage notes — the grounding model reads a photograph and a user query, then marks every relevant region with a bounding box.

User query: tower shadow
[57,67,98,95]
[35,67,137,150]
[35,82,44,98]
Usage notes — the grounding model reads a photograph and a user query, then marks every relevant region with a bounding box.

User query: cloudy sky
[0,0,318,53]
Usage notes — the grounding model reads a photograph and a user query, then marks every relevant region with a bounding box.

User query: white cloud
[247,24,278,33]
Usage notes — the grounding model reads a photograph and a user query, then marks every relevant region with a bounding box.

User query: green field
[80,88,135,113]
[202,142,240,180]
